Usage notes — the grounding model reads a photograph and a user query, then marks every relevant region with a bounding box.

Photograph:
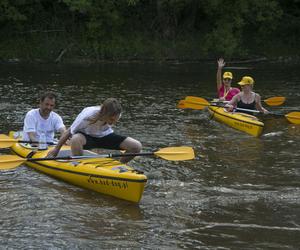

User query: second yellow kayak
[208,106,264,137]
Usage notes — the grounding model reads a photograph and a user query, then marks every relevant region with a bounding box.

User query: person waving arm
[216,58,225,92]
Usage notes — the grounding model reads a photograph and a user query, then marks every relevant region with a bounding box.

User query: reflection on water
[287,123,300,136]
[0,62,300,248]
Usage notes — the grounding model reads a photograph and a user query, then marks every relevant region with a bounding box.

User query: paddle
[0,134,56,149]
[177,99,205,110]
[0,146,195,170]
[233,108,300,124]
[263,96,286,106]
[201,96,285,106]
[177,98,300,124]
[177,97,209,110]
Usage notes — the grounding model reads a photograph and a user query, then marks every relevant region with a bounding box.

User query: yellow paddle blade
[285,112,300,124]
[0,134,18,148]
[177,100,206,110]
[0,155,26,170]
[177,100,188,109]
[0,134,10,139]
[179,100,206,110]
[264,96,286,106]
[185,96,210,106]
[154,146,195,161]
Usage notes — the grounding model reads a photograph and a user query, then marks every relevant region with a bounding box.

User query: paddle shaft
[180,97,300,124]
[24,152,155,162]
[211,97,285,106]
[17,140,56,145]
[234,107,285,117]
[234,107,260,113]
[181,99,264,114]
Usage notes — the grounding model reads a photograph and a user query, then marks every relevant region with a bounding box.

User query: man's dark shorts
[78,132,127,150]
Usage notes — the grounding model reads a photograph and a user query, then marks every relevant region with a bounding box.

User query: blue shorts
[78,132,127,150]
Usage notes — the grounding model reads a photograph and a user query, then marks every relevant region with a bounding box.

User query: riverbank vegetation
[1,0,299,63]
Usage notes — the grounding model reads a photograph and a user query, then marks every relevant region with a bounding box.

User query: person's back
[47,98,142,164]
[23,92,66,143]
[70,106,113,138]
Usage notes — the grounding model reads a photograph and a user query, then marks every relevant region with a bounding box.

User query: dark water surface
[0,62,300,249]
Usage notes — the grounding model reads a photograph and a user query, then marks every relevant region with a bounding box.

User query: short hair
[40,92,57,102]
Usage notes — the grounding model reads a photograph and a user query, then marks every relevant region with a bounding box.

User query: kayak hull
[208,106,264,137]
[9,132,147,203]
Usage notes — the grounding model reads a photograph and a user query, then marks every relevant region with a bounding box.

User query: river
[0,61,300,249]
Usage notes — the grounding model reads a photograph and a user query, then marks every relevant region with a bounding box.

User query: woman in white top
[47,98,142,163]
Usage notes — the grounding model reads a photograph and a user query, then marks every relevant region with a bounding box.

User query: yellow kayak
[208,106,264,137]
[9,131,147,203]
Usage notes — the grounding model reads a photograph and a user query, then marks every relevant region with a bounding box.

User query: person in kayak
[216,58,240,101]
[225,76,269,114]
[47,98,142,163]
[23,92,66,143]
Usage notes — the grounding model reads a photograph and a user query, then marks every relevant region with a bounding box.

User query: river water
[0,62,299,249]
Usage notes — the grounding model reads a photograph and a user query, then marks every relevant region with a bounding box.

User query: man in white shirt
[23,92,66,143]
[47,98,142,163]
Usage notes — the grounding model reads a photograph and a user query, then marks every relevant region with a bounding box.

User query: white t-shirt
[23,109,65,142]
[70,106,114,138]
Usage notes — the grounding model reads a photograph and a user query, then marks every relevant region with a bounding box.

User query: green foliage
[0,0,27,21]
[0,0,299,61]
[198,0,283,57]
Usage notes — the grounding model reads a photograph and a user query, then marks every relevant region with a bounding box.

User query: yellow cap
[223,72,233,79]
[238,76,254,86]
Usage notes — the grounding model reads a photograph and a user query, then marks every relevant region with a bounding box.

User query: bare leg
[119,137,142,163]
[70,133,86,156]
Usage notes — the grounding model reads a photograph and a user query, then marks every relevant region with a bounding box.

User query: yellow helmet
[238,76,254,86]
[223,72,233,79]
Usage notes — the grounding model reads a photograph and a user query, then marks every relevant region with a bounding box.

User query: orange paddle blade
[0,155,26,170]
[177,100,188,109]
[0,134,18,148]
[264,96,286,106]
[177,100,207,110]
[185,96,210,106]
[285,112,300,124]
[155,146,195,161]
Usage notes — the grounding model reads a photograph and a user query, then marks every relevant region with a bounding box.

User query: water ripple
[1,62,300,249]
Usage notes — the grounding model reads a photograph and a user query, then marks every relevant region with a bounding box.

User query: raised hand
[217,58,225,69]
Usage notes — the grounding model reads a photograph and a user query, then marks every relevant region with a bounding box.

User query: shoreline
[1,55,300,65]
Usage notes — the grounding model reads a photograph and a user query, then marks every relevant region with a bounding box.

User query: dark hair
[40,92,57,102]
